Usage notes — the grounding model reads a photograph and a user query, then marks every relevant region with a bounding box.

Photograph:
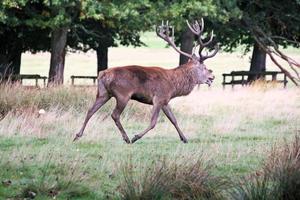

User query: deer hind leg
[111,95,131,144]
[162,105,188,143]
[73,83,110,141]
[131,103,162,143]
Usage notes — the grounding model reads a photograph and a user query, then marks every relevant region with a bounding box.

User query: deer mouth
[205,78,214,86]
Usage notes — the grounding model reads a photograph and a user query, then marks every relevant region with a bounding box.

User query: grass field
[1,32,300,199]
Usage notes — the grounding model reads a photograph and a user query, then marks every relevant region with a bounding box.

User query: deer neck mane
[170,61,199,97]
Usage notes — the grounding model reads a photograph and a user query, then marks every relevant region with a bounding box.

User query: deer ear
[190,54,199,63]
[191,54,198,60]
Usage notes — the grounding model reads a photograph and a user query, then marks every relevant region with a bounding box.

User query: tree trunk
[0,49,22,75]
[0,50,22,83]
[10,50,22,75]
[248,42,266,81]
[96,47,108,73]
[48,27,68,85]
[0,55,7,75]
[179,28,194,65]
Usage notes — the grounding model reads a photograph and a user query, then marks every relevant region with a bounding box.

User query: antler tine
[193,21,199,31]
[157,21,193,59]
[199,18,204,33]
[200,44,219,62]
[186,19,205,36]
[202,30,214,46]
[197,18,206,44]
[195,18,219,61]
[186,20,200,35]
[156,21,171,44]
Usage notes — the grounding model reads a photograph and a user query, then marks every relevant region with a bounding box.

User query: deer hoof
[181,138,188,143]
[73,134,81,142]
[131,135,141,143]
[123,137,131,144]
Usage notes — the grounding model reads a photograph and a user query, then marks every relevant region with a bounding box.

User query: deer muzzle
[206,75,215,86]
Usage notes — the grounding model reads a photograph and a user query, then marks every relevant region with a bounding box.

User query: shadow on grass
[0,152,98,199]
[189,135,268,144]
[0,136,49,151]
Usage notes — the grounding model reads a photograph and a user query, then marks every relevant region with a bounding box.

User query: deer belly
[131,93,153,105]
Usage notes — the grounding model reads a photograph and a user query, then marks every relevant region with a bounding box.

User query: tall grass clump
[230,176,274,200]
[0,84,95,118]
[230,134,300,200]
[119,157,230,200]
[264,134,300,200]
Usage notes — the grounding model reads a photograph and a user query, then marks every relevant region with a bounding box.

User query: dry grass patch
[230,134,300,200]
[119,156,230,200]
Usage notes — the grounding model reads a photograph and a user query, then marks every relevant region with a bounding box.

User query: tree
[211,0,300,82]
[68,0,153,73]
[1,0,153,84]
[48,26,68,84]
[0,1,51,77]
[0,25,23,76]
[44,0,81,85]
[238,0,300,83]
[155,0,300,84]
[0,0,76,84]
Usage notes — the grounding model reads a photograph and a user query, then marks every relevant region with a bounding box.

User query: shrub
[230,134,300,200]
[119,157,230,200]
[264,135,300,200]
[230,176,274,200]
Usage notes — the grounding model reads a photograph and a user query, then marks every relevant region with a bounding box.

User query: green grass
[0,84,299,199]
[2,35,300,198]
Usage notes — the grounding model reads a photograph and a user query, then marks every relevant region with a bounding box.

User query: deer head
[156,19,218,86]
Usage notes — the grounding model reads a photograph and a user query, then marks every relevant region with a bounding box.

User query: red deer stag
[73,19,218,143]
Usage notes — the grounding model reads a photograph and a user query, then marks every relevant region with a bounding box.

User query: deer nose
[209,69,213,73]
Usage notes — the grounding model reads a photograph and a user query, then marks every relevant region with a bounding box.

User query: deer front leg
[111,97,131,144]
[162,105,188,143]
[73,95,110,141]
[131,104,161,143]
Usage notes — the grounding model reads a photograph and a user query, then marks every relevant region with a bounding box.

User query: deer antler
[156,21,193,60]
[186,19,219,62]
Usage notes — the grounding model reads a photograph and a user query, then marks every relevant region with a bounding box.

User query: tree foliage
[155,0,300,84]
[0,0,299,84]
[69,0,152,53]
[237,0,300,84]
[0,0,154,82]
[0,0,51,75]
